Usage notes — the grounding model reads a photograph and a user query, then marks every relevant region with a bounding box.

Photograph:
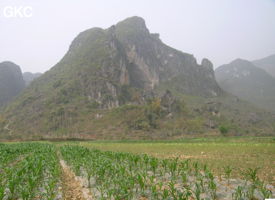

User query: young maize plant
[224,165,233,185]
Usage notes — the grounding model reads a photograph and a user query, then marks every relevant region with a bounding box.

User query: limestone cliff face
[51,16,222,109]
[0,62,25,107]
[114,17,221,97]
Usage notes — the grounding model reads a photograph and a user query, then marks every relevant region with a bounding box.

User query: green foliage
[232,186,245,200]
[243,167,260,183]
[219,125,229,135]
[87,101,100,109]
[128,118,151,131]
[172,99,186,113]
[127,98,164,130]
[224,165,233,185]
[0,143,61,200]
[185,118,204,133]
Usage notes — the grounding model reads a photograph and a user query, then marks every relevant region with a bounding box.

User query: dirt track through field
[60,160,93,200]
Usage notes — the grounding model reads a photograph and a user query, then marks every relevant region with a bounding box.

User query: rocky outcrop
[0,61,25,107]
[114,17,222,97]
[40,16,222,109]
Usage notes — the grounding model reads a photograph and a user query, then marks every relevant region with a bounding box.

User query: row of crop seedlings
[0,143,61,200]
[0,143,35,170]
[60,145,273,200]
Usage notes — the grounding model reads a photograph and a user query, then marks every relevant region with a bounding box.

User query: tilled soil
[60,160,93,200]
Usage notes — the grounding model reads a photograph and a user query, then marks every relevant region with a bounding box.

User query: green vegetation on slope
[0,17,274,140]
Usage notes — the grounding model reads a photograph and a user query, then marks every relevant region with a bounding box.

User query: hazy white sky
[0,0,275,73]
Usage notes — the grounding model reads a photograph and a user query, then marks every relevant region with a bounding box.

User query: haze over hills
[215,58,275,111]
[0,62,42,108]
[0,17,274,140]
[253,54,275,78]
[23,72,43,86]
[0,62,25,108]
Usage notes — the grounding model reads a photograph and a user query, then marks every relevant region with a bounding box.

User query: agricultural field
[0,137,274,199]
[0,143,61,200]
[79,137,275,185]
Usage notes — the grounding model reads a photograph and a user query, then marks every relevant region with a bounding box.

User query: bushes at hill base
[128,97,186,131]
[219,125,229,135]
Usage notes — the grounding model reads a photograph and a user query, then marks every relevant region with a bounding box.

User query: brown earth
[60,160,90,200]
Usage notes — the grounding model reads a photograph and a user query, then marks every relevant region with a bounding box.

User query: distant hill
[0,61,25,107]
[253,54,275,78]
[215,59,275,111]
[23,72,42,86]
